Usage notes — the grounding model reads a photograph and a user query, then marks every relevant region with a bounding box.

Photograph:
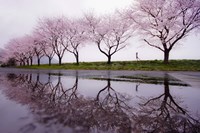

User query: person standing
[136,52,140,61]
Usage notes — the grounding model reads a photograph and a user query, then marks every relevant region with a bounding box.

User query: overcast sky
[0,0,199,62]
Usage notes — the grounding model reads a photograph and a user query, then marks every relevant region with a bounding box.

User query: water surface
[0,68,200,133]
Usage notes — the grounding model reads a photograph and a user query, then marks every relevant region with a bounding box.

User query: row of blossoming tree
[1,0,200,66]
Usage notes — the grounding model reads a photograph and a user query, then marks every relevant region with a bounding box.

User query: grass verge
[18,60,200,71]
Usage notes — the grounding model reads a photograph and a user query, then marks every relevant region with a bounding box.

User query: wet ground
[0,68,200,133]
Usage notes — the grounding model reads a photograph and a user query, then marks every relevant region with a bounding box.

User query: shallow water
[0,68,200,133]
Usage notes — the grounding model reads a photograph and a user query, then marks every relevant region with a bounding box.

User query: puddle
[91,74,189,86]
[0,69,200,133]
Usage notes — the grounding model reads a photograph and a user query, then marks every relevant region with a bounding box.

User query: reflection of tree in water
[94,78,134,132]
[31,75,133,133]
[3,73,200,132]
[133,74,200,133]
[7,73,31,87]
[48,72,79,103]
[4,72,134,132]
[4,73,49,106]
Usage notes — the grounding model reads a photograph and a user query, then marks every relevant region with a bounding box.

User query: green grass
[18,60,200,71]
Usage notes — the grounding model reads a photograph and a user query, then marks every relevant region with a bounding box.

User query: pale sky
[0,0,199,62]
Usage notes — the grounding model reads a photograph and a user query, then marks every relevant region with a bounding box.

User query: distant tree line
[1,0,200,66]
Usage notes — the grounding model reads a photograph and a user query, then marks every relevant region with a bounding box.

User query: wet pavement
[0,68,200,133]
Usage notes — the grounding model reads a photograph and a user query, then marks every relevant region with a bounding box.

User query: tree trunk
[30,58,33,66]
[75,53,79,65]
[37,57,40,66]
[107,55,111,64]
[163,50,170,64]
[58,56,62,66]
[48,57,52,66]
[26,60,29,66]
[23,61,25,66]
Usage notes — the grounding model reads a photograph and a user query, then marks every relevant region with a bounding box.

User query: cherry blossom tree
[84,14,109,61]
[102,14,133,64]
[84,13,133,64]
[3,38,29,66]
[65,18,88,65]
[36,17,67,65]
[3,40,18,65]
[126,0,200,63]
[33,30,55,66]
[31,35,45,66]
[42,41,55,66]
[20,35,35,66]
